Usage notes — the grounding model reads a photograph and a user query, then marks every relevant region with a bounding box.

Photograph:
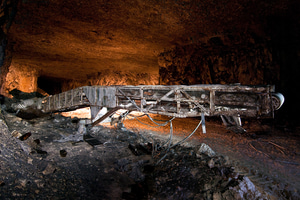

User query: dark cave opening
[266,13,300,126]
[37,76,63,95]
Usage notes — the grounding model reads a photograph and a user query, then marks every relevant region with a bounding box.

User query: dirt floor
[123,114,300,198]
[0,108,299,199]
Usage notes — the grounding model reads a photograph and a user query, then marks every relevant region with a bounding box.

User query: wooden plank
[92,107,120,126]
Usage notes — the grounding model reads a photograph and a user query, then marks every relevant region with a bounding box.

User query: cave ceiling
[8,0,293,80]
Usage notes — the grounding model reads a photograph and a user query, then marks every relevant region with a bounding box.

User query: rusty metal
[41,84,282,119]
[38,84,284,132]
[115,84,277,118]
[41,87,89,113]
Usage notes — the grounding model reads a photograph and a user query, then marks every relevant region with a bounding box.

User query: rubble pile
[0,109,276,199]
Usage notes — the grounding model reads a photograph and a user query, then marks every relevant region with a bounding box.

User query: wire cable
[117,87,203,164]
[169,119,202,149]
[156,119,202,164]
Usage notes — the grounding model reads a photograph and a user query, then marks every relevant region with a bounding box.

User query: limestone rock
[42,163,56,175]
[197,143,216,157]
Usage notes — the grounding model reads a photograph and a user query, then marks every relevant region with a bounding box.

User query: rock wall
[0,0,19,97]
[1,61,38,97]
[1,66,158,96]
[158,36,280,86]
[61,69,159,92]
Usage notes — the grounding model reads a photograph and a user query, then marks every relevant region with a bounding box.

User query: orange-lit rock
[1,61,38,97]
[61,69,159,92]
[3,0,296,92]
[0,0,298,123]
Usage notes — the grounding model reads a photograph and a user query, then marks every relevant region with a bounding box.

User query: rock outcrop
[158,35,279,85]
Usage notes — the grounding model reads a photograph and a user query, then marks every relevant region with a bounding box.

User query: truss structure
[115,84,277,118]
[41,84,283,124]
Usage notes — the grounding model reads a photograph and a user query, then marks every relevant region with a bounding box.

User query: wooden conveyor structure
[39,84,284,130]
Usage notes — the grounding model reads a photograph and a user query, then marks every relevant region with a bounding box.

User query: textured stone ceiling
[9,0,292,80]
[10,0,191,79]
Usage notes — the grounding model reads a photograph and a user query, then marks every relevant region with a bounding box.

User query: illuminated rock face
[1,61,38,97]
[60,69,159,92]
[0,0,299,115]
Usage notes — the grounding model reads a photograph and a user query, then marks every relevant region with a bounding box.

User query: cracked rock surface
[0,109,282,199]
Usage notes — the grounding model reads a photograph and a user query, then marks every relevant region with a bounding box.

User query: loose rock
[197,143,216,157]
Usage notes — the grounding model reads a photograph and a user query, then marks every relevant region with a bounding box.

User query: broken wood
[249,142,272,158]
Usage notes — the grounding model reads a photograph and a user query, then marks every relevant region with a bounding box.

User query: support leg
[221,115,246,134]
[91,107,120,126]
[201,113,206,134]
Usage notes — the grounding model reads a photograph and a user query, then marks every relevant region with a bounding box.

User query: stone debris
[42,163,56,175]
[208,158,215,168]
[128,143,152,156]
[11,130,22,138]
[0,109,297,199]
[231,176,263,199]
[83,134,102,146]
[59,149,67,157]
[54,133,83,143]
[197,143,216,157]
[77,119,87,134]
[0,181,5,187]
[11,130,31,141]
[19,132,31,141]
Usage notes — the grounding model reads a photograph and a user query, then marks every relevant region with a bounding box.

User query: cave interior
[0,0,299,126]
[0,0,299,128]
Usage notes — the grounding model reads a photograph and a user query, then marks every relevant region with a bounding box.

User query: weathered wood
[39,84,281,121]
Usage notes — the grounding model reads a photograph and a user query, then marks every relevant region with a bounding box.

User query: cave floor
[124,115,300,198]
[0,110,299,199]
